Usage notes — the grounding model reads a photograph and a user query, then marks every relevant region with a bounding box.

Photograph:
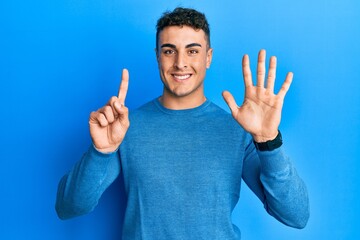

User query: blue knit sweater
[56,98,309,239]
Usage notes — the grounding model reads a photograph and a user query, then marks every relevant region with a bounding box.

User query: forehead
[158,25,207,46]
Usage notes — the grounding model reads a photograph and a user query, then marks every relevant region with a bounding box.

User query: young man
[56,7,309,239]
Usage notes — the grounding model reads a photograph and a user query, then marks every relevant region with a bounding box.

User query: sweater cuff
[84,144,119,167]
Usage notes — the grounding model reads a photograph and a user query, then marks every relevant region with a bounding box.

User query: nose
[174,52,188,69]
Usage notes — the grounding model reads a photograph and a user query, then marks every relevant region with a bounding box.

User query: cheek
[194,57,209,71]
[159,58,174,72]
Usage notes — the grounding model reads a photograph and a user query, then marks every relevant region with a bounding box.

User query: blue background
[1,0,359,239]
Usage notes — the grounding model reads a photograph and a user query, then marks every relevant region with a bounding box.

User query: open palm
[223,50,293,143]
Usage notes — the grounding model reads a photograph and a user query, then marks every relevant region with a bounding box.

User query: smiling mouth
[172,74,192,80]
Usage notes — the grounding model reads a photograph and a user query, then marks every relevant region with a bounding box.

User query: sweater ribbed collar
[153,97,211,116]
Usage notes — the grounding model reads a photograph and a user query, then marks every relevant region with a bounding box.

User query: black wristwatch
[253,131,283,151]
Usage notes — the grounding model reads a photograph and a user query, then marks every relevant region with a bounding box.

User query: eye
[188,49,199,55]
[163,49,175,55]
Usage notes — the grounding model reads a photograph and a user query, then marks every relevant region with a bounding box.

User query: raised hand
[222,50,293,143]
[89,69,130,153]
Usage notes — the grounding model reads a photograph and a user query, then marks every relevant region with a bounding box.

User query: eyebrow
[160,43,202,49]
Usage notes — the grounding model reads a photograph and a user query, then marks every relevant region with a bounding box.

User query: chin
[170,90,192,98]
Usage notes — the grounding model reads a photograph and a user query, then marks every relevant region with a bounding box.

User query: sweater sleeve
[55,145,121,220]
[241,138,310,229]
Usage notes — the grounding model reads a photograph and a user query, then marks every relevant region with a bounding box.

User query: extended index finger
[118,69,129,104]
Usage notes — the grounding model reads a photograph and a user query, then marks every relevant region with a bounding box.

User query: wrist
[93,144,119,154]
[252,130,278,143]
[253,130,283,151]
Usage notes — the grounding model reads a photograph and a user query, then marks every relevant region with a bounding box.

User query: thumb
[222,91,238,115]
[113,100,123,113]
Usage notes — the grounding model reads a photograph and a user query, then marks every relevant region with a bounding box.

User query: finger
[222,91,239,115]
[90,111,109,127]
[114,104,130,127]
[118,68,129,104]
[117,105,129,122]
[113,101,123,115]
[107,96,120,117]
[242,54,253,88]
[266,56,277,92]
[99,105,115,123]
[277,72,293,99]
[257,49,266,88]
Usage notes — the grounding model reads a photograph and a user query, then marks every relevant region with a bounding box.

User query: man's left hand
[223,49,293,142]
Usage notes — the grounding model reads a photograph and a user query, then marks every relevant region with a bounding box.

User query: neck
[159,91,207,110]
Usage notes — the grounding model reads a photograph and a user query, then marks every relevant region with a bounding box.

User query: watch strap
[253,130,283,151]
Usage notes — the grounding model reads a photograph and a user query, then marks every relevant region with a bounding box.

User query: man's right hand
[89,69,130,153]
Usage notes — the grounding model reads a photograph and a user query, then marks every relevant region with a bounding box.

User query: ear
[206,48,213,69]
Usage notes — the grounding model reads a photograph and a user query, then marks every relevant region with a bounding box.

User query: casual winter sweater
[56,98,309,239]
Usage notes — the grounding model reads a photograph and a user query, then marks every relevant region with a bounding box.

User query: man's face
[156,25,213,100]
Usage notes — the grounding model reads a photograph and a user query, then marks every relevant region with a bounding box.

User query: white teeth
[174,74,190,80]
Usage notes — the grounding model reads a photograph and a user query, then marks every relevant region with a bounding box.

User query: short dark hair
[156,7,211,50]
